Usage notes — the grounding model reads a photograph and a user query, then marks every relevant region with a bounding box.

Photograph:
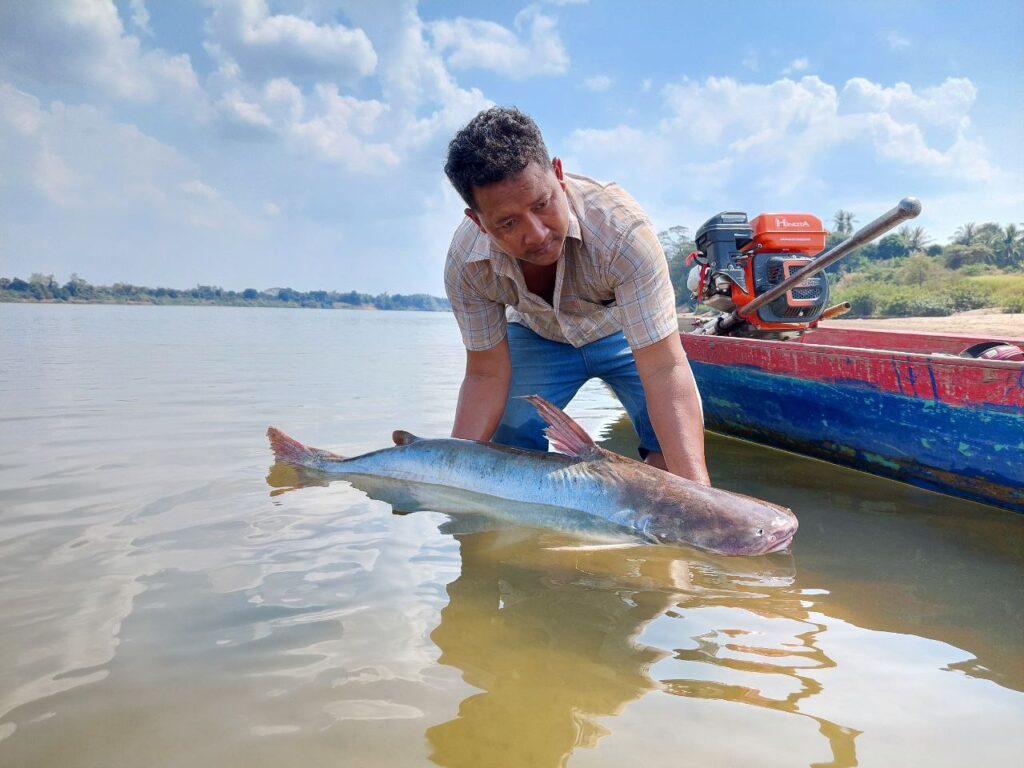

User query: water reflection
[421,531,866,767]
[600,413,1024,694]
[268,458,865,765]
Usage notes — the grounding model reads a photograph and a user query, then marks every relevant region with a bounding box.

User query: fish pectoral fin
[392,430,422,446]
[522,395,600,459]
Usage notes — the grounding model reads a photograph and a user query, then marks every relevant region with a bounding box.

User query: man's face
[466,159,570,267]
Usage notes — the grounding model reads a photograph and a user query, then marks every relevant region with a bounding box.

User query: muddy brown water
[1,303,1021,767]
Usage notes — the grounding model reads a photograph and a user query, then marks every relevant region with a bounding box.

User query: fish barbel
[267,395,798,556]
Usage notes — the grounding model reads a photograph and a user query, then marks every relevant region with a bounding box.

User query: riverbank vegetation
[660,213,1024,317]
[0,275,451,311]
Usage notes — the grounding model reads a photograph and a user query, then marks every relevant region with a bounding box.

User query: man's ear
[552,157,566,190]
[465,208,486,233]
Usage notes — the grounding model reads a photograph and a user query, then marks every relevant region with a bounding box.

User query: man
[443,107,709,485]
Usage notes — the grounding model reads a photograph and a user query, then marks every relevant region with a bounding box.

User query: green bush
[1004,294,1024,314]
[833,277,1003,318]
[943,282,993,312]
[906,295,953,316]
[878,291,913,316]
[958,263,997,276]
[837,285,877,317]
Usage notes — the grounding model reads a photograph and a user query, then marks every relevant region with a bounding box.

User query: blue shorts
[492,323,662,458]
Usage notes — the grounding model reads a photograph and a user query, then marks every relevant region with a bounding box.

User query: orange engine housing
[746,213,827,254]
[734,213,827,330]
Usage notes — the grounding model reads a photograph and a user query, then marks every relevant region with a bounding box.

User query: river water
[0,303,1021,767]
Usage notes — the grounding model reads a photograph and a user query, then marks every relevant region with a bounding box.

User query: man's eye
[534,198,549,210]
[500,220,515,231]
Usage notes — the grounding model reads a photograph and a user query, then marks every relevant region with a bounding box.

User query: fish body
[267,396,798,556]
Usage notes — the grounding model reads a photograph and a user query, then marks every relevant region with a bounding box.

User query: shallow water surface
[0,303,1021,767]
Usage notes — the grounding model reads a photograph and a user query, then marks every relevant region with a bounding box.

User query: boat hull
[679,326,1024,513]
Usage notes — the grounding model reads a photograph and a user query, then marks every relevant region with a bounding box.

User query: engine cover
[752,254,830,323]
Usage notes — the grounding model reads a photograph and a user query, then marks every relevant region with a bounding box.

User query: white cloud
[333,1,491,151]
[567,126,674,175]
[192,1,492,180]
[289,84,399,172]
[0,83,260,275]
[841,77,976,130]
[583,75,612,92]
[204,0,377,81]
[885,30,912,50]
[429,5,569,79]
[34,146,81,206]
[782,57,810,75]
[218,88,275,132]
[563,74,1002,234]
[128,0,152,36]
[180,179,223,202]
[641,78,653,93]
[652,75,991,183]
[0,0,202,107]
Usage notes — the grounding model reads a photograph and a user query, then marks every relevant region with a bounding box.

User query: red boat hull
[680,325,1024,513]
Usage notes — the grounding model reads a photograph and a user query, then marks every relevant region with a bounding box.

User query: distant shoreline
[0,276,452,312]
[0,297,451,311]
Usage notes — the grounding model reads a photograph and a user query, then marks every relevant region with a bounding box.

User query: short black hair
[444,106,551,210]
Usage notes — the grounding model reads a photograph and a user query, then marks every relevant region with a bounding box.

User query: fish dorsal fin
[392,430,421,446]
[524,395,600,459]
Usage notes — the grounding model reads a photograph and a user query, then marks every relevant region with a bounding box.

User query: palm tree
[976,222,1004,248]
[896,225,931,253]
[832,210,857,237]
[995,223,1024,269]
[953,222,979,245]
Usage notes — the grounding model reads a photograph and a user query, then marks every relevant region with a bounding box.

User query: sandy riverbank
[820,309,1023,337]
[680,308,1024,338]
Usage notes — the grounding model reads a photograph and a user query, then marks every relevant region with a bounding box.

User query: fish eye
[755,528,764,536]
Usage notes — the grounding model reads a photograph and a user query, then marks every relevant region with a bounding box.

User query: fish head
[644,480,799,556]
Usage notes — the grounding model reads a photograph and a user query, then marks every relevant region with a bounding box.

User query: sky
[1,0,1021,295]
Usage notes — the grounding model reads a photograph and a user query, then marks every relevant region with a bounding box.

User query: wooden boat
[678,325,1024,513]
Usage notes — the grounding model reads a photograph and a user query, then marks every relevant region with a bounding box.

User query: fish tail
[267,427,343,467]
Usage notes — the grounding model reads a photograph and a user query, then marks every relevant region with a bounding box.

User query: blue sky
[1,0,1021,294]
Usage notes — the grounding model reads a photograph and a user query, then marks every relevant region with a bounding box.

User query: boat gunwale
[679,330,1024,375]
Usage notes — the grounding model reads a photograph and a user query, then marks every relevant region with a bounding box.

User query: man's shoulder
[446,216,490,268]
[566,173,652,248]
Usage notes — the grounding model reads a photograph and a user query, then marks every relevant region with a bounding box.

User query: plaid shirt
[444,173,678,351]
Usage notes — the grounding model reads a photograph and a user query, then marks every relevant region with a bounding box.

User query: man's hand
[632,334,711,485]
[451,339,512,441]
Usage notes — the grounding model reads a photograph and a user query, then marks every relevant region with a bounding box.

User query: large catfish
[267,395,798,556]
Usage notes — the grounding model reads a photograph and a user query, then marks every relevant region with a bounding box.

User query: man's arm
[451,338,512,441]
[632,333,711,485]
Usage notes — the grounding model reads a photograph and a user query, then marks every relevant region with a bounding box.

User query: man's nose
[522,212,547,247]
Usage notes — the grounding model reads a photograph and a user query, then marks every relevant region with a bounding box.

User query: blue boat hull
[690,361,1024,513]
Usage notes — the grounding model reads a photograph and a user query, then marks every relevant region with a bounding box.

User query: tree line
[0,274,451,312]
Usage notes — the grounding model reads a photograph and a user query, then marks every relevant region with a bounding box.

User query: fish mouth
[757,523,797,555]
[763,534,794,554]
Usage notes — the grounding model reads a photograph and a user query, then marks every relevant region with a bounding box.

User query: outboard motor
[689,211,830,335]
[689,198,923,338]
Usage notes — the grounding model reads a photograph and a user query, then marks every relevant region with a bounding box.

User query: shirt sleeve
[609,221,680,349]
[444,254,508,351]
